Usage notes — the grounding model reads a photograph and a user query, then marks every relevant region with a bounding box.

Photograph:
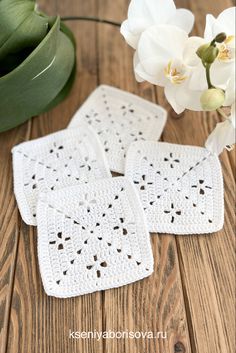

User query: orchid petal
[175,85,203,111]
[204,14,217,40]
[136,25,189,86]
[205,102,235,154]
[138,25,188,61]
[121,0,195,49]
[128,0,176,29]
[164,83,185,114]
[224,77,235,107]
[120,20,139,49]
[133,51,145,82]
[204,7,236,40]
[230,102,235,127]
[211,60,235,87]
[134,59,166,85]
[189,65,208,91]
[168,8,194,34]
[183,36,205,66]
[205,119,235,155]
[224,85,235,107]
[215,7,236,36]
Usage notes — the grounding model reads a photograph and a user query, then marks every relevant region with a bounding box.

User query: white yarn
[37,177,154,298]
[125,141,224,234]
[68,85,167,174]
[12,124,111,226]
[11,85,226,298]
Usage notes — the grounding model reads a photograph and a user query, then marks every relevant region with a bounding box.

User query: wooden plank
[1,2,56,352]
[0,0,234,353]
[162,1,235,352]
[97,1,192,352]
[0,122,31,353]
[5,1,103,353]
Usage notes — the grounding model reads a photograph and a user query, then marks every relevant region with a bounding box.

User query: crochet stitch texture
[12,125,111,225]
[68,85,167,173]
[125,141,224,234]
[37,177,154,298]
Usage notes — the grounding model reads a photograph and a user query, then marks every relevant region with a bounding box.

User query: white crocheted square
[37,177,153,298]
[12,125,111,226]
[125,142,224,234]
[68,85,167,174]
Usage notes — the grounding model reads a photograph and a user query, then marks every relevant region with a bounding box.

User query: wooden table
[0,1,235,352]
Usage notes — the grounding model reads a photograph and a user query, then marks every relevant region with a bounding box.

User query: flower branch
[120,0,235,155]
[61,16,121,27]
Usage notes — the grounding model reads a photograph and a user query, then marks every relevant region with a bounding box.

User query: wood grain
[162,1,235,352]
[97,1,192,352]
[0,0,235,352]
[0,120,32,353]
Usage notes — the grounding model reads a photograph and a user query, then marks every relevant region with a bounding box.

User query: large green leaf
[0,16,75,132]
[0,0,35,46]
[0,12,50,61]
[42,55,77,113]
[41,21,77,113]
[0,0,76,132]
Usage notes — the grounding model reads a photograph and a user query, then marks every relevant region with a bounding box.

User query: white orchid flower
[204,7,235,43]
[224,76,235,106]
[204,7,235,79]
[134,25,203,113]
[190,7,235,93]
[120,0,194,49]
[205,102,236,155]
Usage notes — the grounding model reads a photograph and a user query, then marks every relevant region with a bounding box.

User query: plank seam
[3,213,20,353]
[175,238,197,353]
[4,119,32,353]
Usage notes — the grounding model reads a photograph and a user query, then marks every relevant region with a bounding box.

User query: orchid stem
[61,16,121,27]
[205,64,214,89]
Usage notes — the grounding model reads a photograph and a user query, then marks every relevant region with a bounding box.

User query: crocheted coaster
[125,142,224,234]
[68,85,167,174]
[12,125,111,226]
[37,177,154,298]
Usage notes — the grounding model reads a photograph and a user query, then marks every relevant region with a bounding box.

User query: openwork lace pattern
[68,85,167,174]
[125,141,224,234]
[12,125,111,225]
[37,177,154,298]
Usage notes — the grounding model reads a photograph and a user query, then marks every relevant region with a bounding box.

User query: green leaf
[60,21,76,49]
[0,0,35,46]
[41,21,77,112]
[0,12,50,61]
[41,59,76,113]
[0,16,75,132]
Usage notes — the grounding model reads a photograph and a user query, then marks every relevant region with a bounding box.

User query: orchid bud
[201,46,219,64]
[196,44,210,59]
[215,32,227,43]
[200,88,225,111]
